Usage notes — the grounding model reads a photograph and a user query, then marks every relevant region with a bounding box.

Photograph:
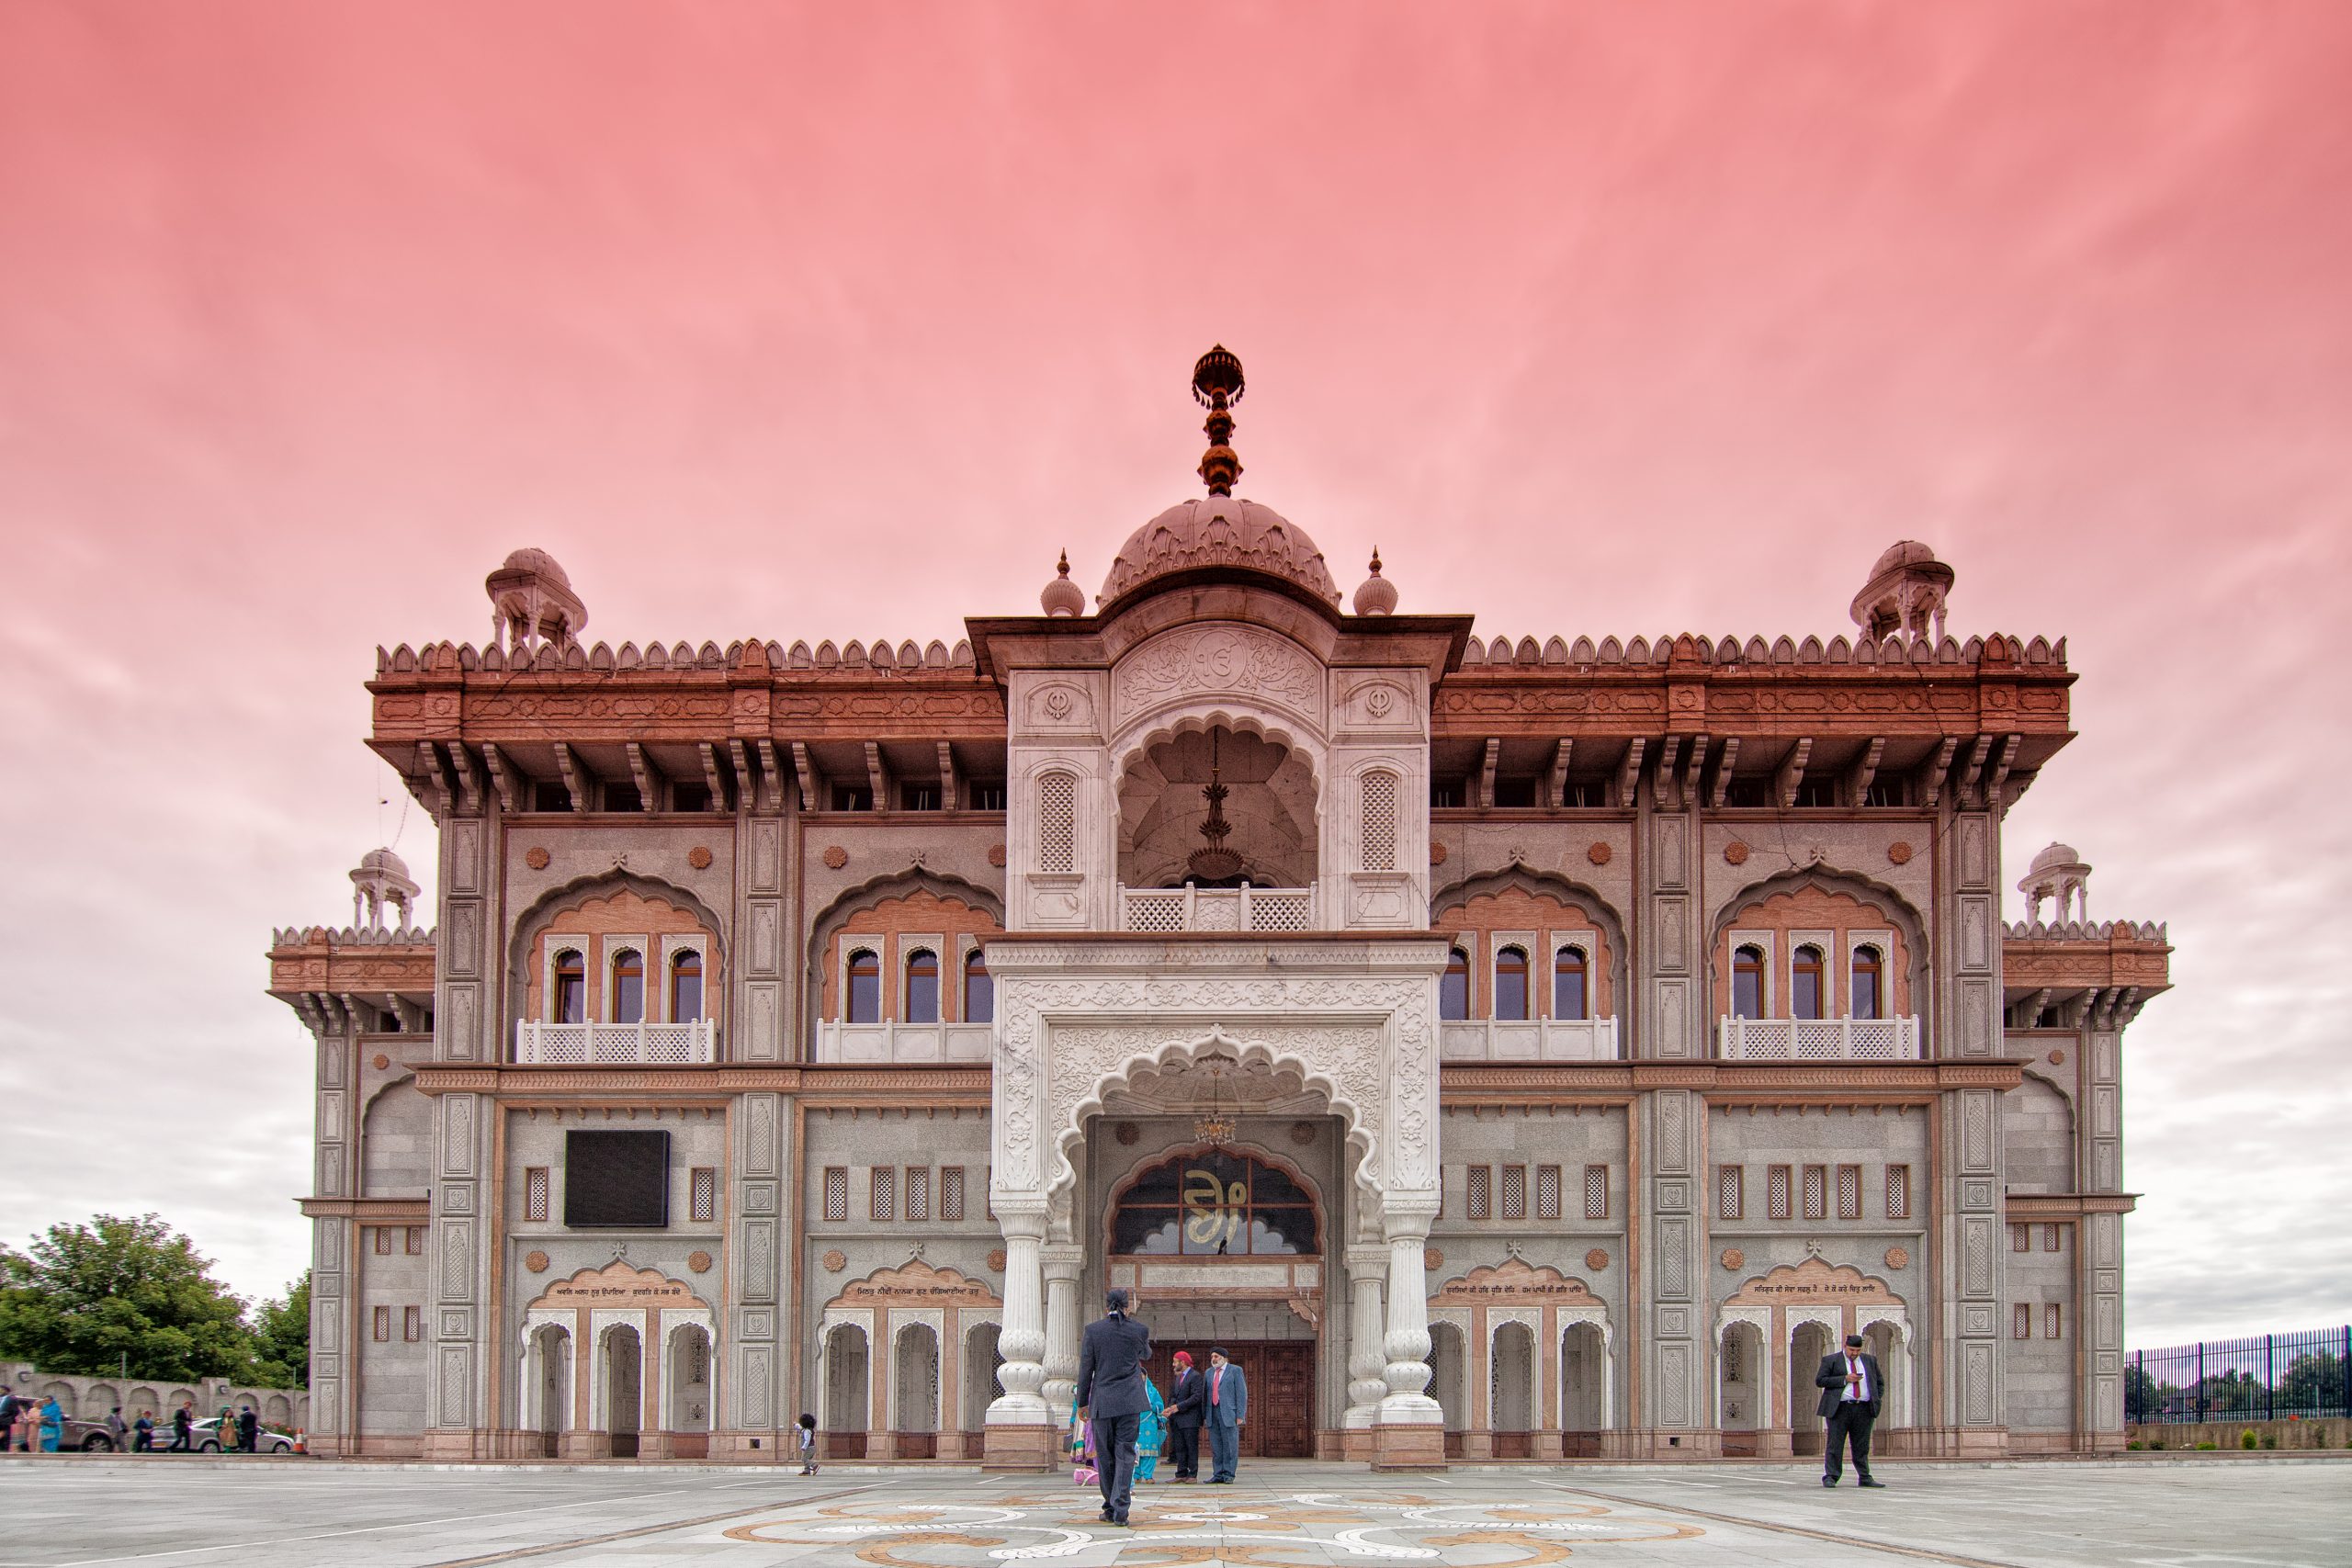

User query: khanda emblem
[1182,1167,1246,1251]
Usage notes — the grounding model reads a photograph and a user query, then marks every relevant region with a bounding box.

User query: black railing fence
[2128,1326,2350,1424]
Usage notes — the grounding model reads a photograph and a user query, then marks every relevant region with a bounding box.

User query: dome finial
[1352,544,1398,615]
[1040,547,1085,616]
[1192,344,1245,497]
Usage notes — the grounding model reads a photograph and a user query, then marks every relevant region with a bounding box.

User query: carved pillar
[1940,801,2005,1450]
[983,1208,1052,1469]
[1637,779,1708,1455]
[2081,1005,2128,1448]
[1375,1205,1443,1467]
[1040,1246,1084,1419]
[1342,1247,1389,1457]
[723,1090,782,1457]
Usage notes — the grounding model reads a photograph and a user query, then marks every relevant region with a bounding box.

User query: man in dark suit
[1815,1332,1887,1488]
[1164,1350,1204,1482]
[1201,1346,1249,1483]
[1076,1287,1152,1526]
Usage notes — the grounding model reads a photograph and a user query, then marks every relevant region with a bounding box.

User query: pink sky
[3,2,2347,1342]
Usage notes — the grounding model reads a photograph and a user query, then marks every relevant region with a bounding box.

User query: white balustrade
[1715,1015,1921,1061]
[1116,882,1318,933]
[1440,1018,1621,1062]
[514,1019,718,1065]
[815,1021,994,1065]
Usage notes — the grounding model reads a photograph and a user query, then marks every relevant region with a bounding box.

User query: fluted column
[1342,1247,1389,1459]
[1041,1245,1085,1419]
[1376,1204,1443,1466]
[983,1207,1051,1468]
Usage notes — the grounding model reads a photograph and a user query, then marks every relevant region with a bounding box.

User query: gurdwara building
[268,349,2169,1466]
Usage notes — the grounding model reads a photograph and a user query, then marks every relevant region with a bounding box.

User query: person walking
[795,1413,818,1475]
[168,1402,193,1453]
[1815,1332,1887,1489]
[105,1407,128,1452]
[1164,1351,1204,1482]
[215,1404,236,1452]
[1201,1347,1248,1483]
[133,1410,155,1453]
[1074,1287,1151,1528]
[36,1397,63,1454]
[236,1407,259,1454]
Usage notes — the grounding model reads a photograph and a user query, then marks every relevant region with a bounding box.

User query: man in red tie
[1814,1333,1887,1488]
[1202,1347,1249,1483]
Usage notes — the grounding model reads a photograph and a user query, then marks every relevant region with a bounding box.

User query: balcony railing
[1716,1016,1921,1061]
[816,1021,993,1065]
[1441,1019,1621,1062]
[514,1020,718,1065]
[1116,883,1317,933]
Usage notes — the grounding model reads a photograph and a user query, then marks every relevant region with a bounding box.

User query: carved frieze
[1113,626,1324,729]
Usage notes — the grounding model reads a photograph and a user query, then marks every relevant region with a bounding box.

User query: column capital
[1039,1245,1087,1277]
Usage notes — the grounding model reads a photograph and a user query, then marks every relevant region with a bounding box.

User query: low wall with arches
[0,1361,311,1435]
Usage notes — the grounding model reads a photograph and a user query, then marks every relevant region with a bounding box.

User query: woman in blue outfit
[1131,1376,1167,1484]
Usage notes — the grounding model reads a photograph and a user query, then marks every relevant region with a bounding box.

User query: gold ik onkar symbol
[1182,1168,1247,1251]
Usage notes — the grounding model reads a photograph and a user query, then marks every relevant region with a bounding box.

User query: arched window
[904,950,940,1024]
[1732,945,1764,1020]
[1850,944,1883,1020]
[1554,946,1589,1021]
[1110,1151,1319,1257]
[610,949,644,1024]
[963,950,993,1024]
[669,950,703,1023]
[845,950,881,1024]
[1792,944,1826,1021]
[1494,945,1530,1021]
[553,949,585,1024]
[1440,948,1470,1021]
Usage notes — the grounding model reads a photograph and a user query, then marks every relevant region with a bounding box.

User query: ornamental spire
[1192,344,1245,496]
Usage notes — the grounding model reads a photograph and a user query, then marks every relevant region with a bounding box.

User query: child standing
[796,1412,818,1475]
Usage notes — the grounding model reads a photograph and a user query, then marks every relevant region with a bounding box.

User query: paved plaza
[0,1459,2346,1568]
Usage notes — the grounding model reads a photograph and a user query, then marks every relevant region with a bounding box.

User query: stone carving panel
[1113,626,1325,730]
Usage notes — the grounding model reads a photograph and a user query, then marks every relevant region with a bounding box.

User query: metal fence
[2128,1326,2350,1424]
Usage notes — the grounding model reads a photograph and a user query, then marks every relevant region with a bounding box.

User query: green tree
[252,1271,311,1389]
[0,1214,263,1382]
[2277,1349,2345,1416]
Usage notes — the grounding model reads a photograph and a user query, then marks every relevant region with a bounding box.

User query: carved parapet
[2000,920,2172,1006]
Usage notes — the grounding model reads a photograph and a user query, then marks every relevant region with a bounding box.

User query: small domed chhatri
[1849,538,1955,642]
[486,546,588,654]
[349,846,419,931]
[2019,841,2093,924]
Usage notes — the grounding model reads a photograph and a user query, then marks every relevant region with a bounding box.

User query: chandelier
[1192,1053,1237,1145]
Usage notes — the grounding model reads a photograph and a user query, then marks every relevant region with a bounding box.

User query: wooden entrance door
[1143,1341,1315,1459]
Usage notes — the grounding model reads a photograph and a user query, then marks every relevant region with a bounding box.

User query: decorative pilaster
[1040,1245,1084,1417]
[2081,998,2130,1447]
[1942,795,2006,1449]
[424,777,497,1458]
[1637,772,1707,1453]
[722,1090,782,1456]
[984,1207,1052,1469]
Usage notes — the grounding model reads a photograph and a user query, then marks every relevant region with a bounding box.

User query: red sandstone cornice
[267,930,437,1001]
[2003,1191,2140,1217]
[296,1197,430,1221]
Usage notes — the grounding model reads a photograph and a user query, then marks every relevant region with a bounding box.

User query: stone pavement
[0,1457,2346,1568]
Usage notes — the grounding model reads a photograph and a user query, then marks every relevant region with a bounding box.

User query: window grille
[1584,1165,1610,1221]
[374,1227,393,1256]
[940,1166,966,1222]
[2046,1303,2064,1338]
[525,1167,550,1223]
[406,1225,426,1255]
[1716,1166,1744,1221]
[1886,1165,1909,1221]
[1803,1165,1827,1222]
[1768,1166,1792,1221]
[907,1167,931,1223]
[1536,1165,1562,1220]
[690,1167,718,1224]
[1466,1166,1491,1222]
[1361,772,1399,871]
[871,1167,896,1222]
[1722,1334,1743,1381]
[373,1306,390,1342]
[2042,1224,2063,1252]
[403,1305,422,1343]
[1838,1165,1861,1221]
[823,1167,848,1223]
[1500,1166,1526,1221]
[2013,1304,2031,1339]
[2012,1224,2030,1252]
[1036,773,1078,873]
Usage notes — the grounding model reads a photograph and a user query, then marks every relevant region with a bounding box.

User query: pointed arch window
[553,949,585,1024]
[670,950,704,1023]
[963,950,993,1024]
[845,949,881,1024]
[1553,946,1589,1021]
[1850,944,1883,1021]
[1792,944,1826,1021]
[1732,945,1765,1020]
[1440,947,1471,1021]
[904,949,940,1024]
[610,949,644,1024]
[1494,945,1530,1021]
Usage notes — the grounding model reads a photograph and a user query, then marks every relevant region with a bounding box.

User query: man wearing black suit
[1165,1349,1205,1482]
[1076,1287,1153,1526]
[1815,1332,1887,1488]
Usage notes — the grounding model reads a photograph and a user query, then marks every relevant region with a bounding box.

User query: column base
[419,1429,496,1461]
[1617,1427,1722,1460]
[1372,1423,1447,1470]
[1340,1428,1380,1462]
[982,1424,1056,1471]
[708,1430,785,1461]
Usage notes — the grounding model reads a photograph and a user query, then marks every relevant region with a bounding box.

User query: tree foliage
[253,1271,311,1390]
[0,1214,289,1384]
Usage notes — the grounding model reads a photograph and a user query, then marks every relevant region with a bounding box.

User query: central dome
[1099,496,1341,610]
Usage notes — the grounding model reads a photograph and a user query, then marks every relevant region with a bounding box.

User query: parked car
[183,1416,297,1454]
[63,1416,121,1452]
